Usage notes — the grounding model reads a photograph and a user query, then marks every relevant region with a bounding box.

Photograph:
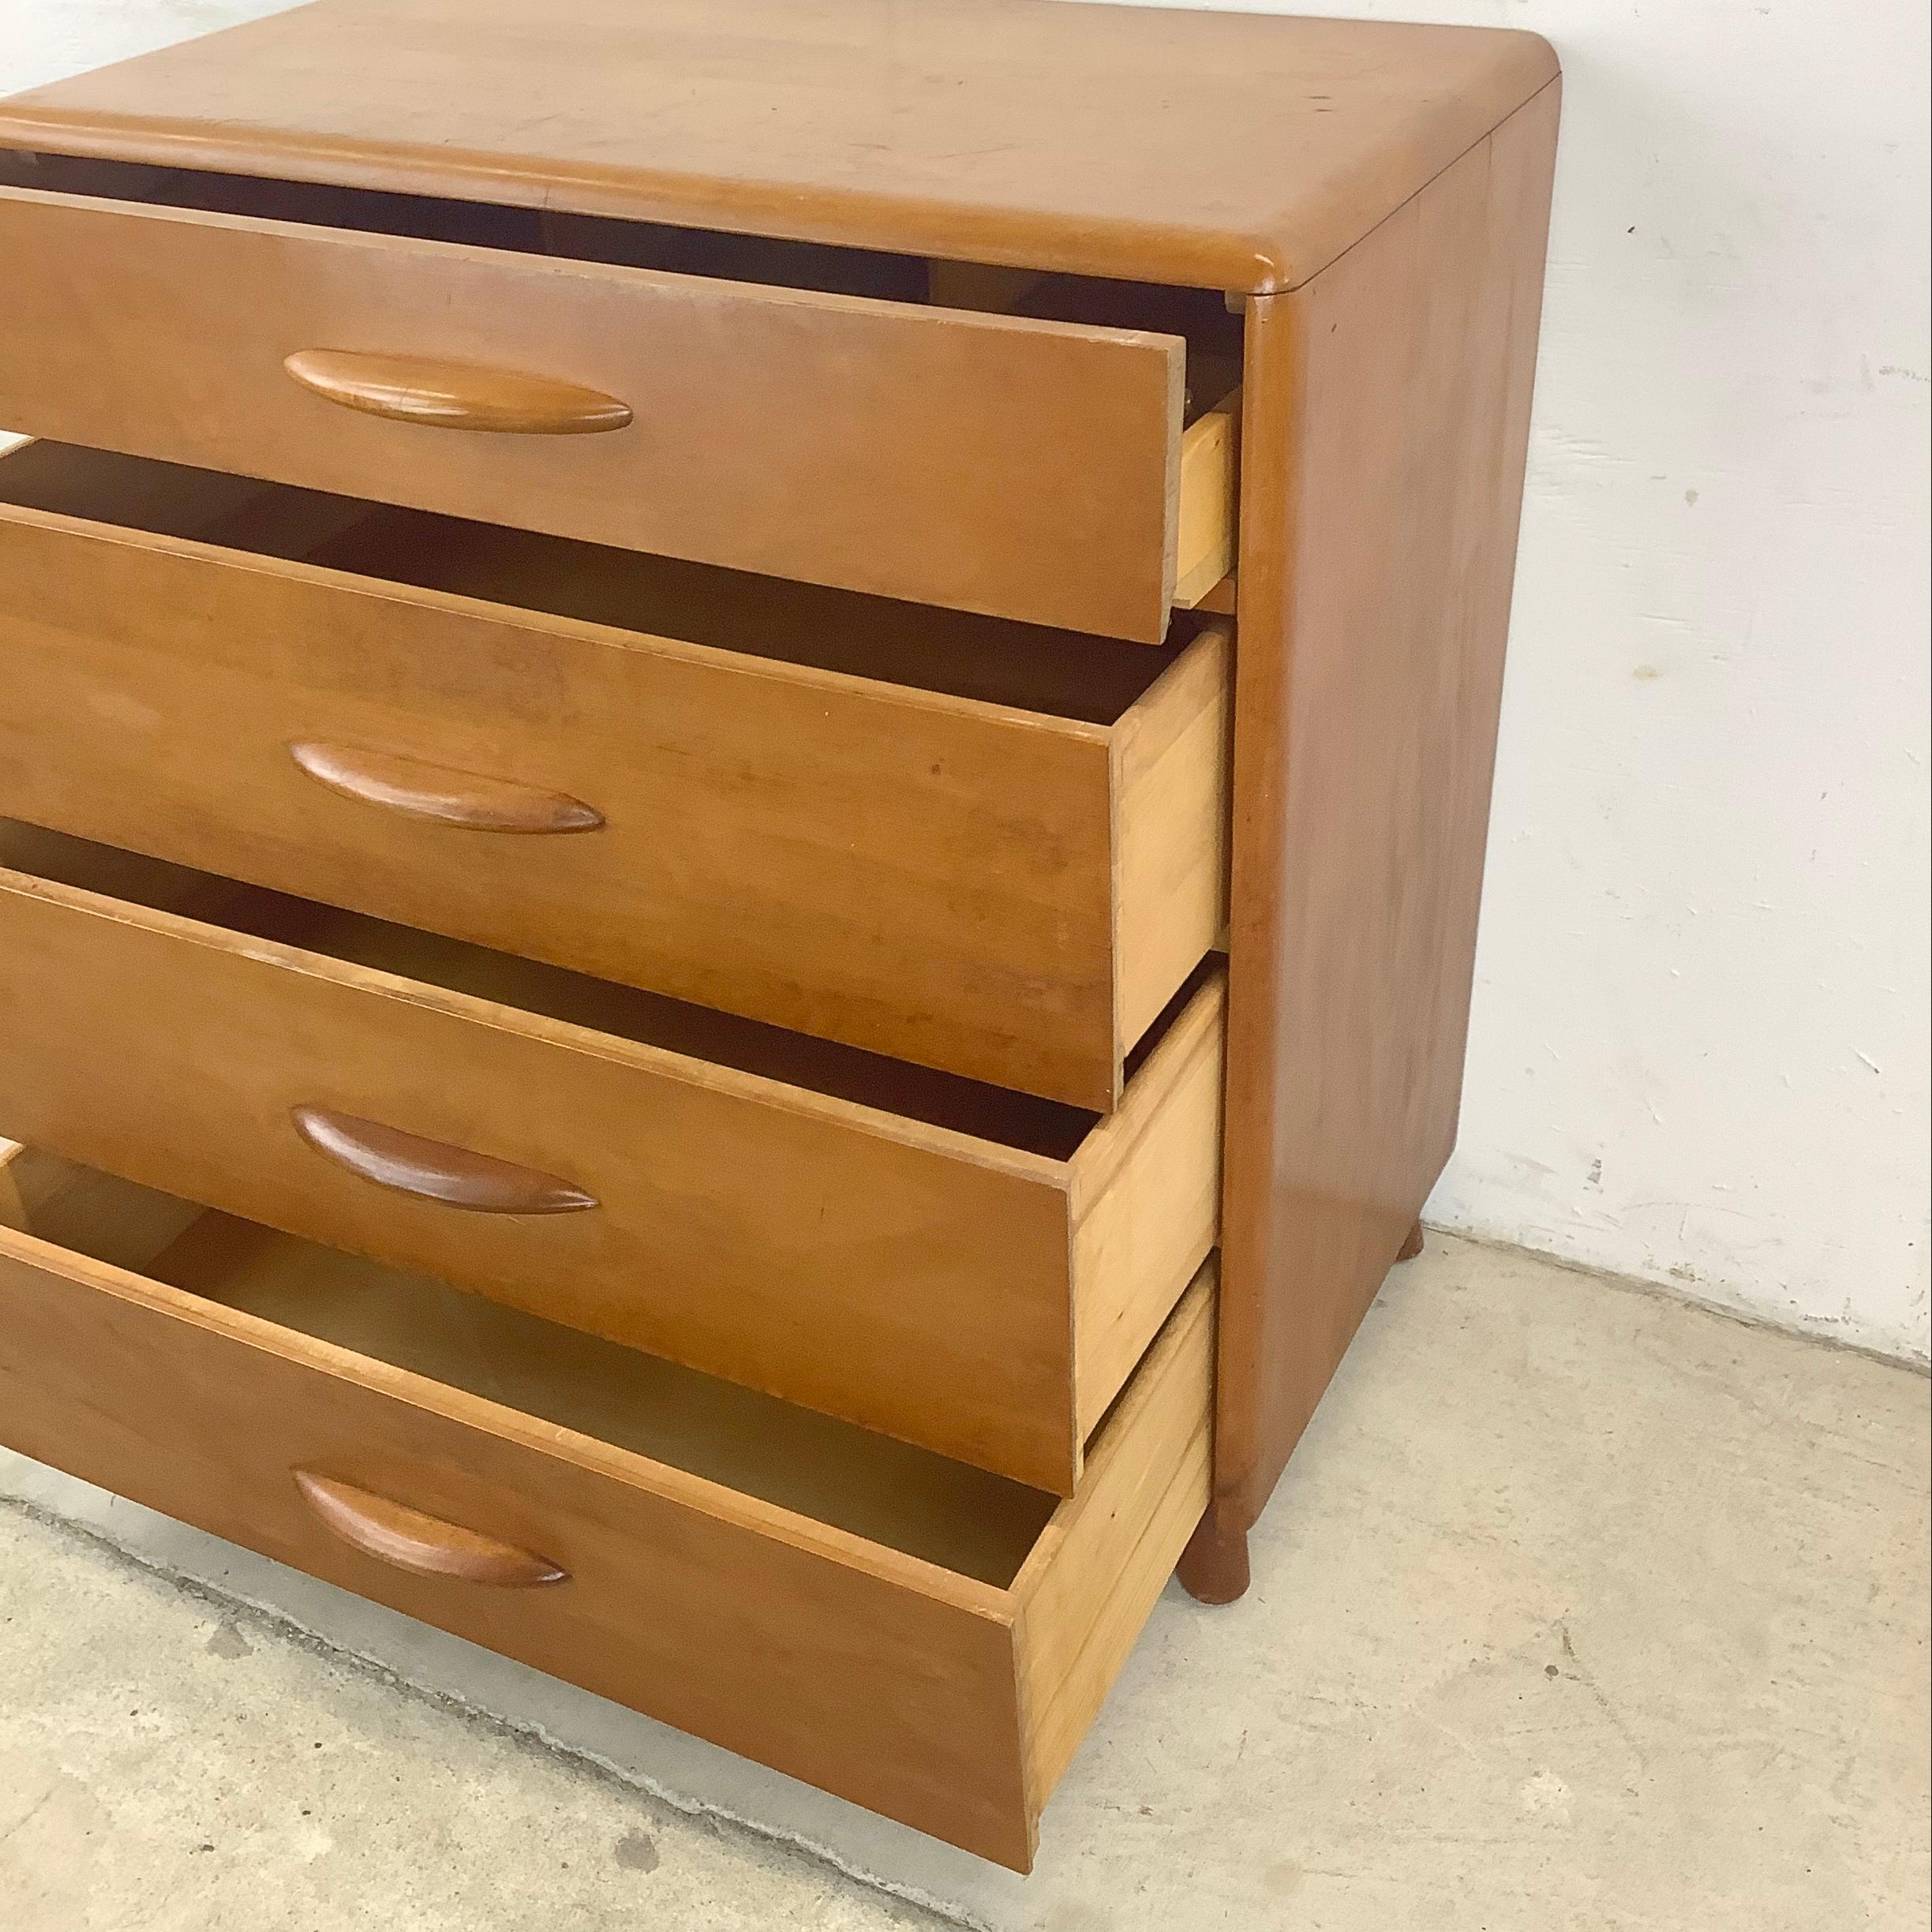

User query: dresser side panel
[1216,83,1560,1529]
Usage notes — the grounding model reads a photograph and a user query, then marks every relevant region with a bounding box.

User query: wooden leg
[1176,1502,1252,1605]
[1397,1218,1425,1263]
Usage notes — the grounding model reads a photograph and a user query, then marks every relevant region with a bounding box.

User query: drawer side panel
[1015,1267,1215,1811]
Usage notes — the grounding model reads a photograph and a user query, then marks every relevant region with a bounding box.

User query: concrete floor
[0,1505,944,1932]
[3,1232,1926,1930]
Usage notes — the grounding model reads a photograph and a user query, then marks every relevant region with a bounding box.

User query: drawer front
[0,1185,1215,1870]
[0,451,1231,1110]
[0,182,1187,640]
[0,827,1224,1492]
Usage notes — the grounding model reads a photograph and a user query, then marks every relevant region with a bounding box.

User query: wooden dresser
[0,0,1559,1870]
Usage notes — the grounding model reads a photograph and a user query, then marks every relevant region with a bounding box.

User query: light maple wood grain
[1111,627,1234,1059]
[0,1172,1214,1869]
[1194,83,1561,1592]
[0,0,1562,1661]
[1172,391,1241,608]
[0,1204,1031,1865]
[0,0,1556,292]
[142,1207,1058,1583]
[1013,1267,1213,1808]
[0,822,1222,1492]
[0,180,1199,639]
[0,1140,24,1232]
[0,1136,205,1267]
[0,442,1230,1107]
[1070,975,1226,1439]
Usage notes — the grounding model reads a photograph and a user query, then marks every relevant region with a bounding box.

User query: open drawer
[0,161,1237,642]
[0,440,1230,1110]
[0,821,1222,1495]
[0,1143,1214,1869]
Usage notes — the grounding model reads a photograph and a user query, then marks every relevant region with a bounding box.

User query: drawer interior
[0,440,1197,716]
[6,1148,1056,1586]
[0,818,1215,1159]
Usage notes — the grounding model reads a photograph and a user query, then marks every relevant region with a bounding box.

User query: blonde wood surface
[0,1138,206,1268]
[141,1208,1055,1583]
[1014,1267,1214,1807]
[0,1140,23,1231]
[1172,390,1241,608]
[1210,87,1561,1553]
[0,442,1230,1107]
[0,1176,1215,1868]
[0,1204,1032,1863]
[0,822,1224,1492]
[0,0,1560,1754]
[1111,628,1234,1060]
[1069,973,1226,1440]
[0,0,1557,292]
[3,1146,1075,1589]
[0,181,1194,639]
[2,152,1241,429]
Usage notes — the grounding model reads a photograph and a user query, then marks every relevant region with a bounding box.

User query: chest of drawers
[0,0,1559,1870]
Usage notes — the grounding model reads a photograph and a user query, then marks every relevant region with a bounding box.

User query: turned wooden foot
[1176,1503,1252,1604]
[1396,1218,1425,1263]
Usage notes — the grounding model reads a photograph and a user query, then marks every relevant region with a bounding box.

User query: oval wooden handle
[289,742,605,835]
[291,1107,598,1215]
[294,1471,567,1587]
[283,349,633,435]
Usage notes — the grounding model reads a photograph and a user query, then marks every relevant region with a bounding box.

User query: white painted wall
[1211,0,1928,1363]
[5,0,1928,1358]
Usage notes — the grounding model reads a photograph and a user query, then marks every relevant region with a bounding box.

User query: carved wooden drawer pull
[283,349,633,435]
[291,1107,598,1215]
[288,741,604,835]
[294,1471,567,1587]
